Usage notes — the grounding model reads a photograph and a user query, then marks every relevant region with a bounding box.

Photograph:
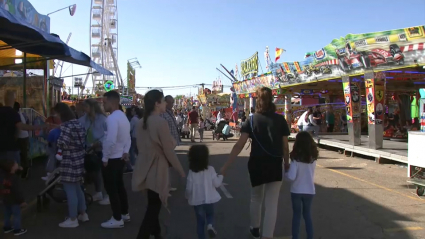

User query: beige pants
[250,181,282,238]
[190,123,198,141]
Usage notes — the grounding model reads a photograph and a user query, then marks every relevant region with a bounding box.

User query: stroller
[180,124,191,139]
[37,156,95,212]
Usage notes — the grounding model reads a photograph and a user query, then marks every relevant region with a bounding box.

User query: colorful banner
[233,25,425,94]
[127,61,136,93]
[1,0,51,32]
[232,74,278,96]
[240,52,258,77]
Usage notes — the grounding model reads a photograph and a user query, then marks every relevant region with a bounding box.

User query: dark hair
[188,145,209,173]
[192,106,196,110]
[103,90,120,103]
[119,105,123,111]
[255,87,276,114]
[250,107,255,113]
[54,102,76,122]
[136,108,144,118]
[290,131,318,163]
[0,158,16,173]
[165,95,173,102]
[200,117,204,122]
[143,90,164,130]
[13,102,20,112]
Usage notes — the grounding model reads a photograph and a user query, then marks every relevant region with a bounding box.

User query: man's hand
[122,153,129,161]
[103,161,108,167]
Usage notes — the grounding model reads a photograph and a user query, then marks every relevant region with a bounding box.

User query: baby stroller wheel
[85,193,93,206]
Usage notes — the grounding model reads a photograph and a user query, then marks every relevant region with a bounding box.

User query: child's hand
[284,163,290,172]
[20,202,28,208]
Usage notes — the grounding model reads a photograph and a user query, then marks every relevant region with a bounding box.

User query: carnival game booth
[233,25,425,164]
[0,6,113,159]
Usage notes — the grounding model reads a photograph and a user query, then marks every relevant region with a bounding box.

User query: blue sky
[31,0,425,97]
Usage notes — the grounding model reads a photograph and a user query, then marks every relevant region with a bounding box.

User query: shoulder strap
[250,115,283,158]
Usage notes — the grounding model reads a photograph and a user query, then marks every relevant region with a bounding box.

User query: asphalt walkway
[3,131,425,239]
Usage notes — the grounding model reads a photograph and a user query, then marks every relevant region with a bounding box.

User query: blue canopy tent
[0,7,113,108]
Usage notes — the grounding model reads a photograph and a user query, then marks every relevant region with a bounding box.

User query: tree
[175,95,184,100]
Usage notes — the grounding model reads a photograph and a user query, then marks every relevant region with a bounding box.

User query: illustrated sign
[342,78,361,123]
[365,72,386,124]
[1,0,51,32]
[232,74,278,95]
[240,52,258,77]
[233,25,425,94]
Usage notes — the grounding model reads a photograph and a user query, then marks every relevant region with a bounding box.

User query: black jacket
[0,170,25,205]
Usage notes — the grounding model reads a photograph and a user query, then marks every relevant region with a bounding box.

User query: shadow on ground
[8,150,418,239]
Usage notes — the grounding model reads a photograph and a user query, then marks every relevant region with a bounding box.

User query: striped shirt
[160,109,180,146]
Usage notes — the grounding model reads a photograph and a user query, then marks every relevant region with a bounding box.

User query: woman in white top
[285,131,317,239]
[186,145,223,239]
[303,108,318,136]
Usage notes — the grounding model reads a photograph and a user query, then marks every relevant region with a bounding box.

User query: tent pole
[23,53,27,107]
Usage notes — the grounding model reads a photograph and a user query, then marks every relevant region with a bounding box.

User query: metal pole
[23,53,27,107]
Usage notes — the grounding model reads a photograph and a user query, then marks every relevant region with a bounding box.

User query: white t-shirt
[285,160,316,194]
[18,112,29,138]
[185,166,223,206]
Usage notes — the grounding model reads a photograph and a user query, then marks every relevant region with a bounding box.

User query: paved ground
[4,131,425,239]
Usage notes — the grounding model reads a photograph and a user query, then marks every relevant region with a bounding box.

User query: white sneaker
[169,187,177,192]
[77,213,89,222]
[41,173,51,181]
[207,224,217,238]
[93,192,103,202]
[122,214,130,222]
[99,195,110,205]
[101,217,124,229]
[59,218,79,228]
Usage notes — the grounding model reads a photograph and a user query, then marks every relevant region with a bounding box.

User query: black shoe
[250,227,260,239]
[207,224,217,238]
[14,229,27,236]
[3,227,13,233]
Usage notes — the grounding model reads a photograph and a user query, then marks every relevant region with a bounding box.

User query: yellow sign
[241,52,258,76]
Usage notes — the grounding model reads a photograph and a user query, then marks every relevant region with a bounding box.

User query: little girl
[0,159,27,236]
[198,117,205,142]
[185,145,223,239]
[285,131,318,239]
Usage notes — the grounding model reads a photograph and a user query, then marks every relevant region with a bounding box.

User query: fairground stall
[232,25,425,164]
[0,3,113,159]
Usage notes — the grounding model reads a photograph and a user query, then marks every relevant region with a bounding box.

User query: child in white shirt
[285,131,317,239]
[185,145,223,239]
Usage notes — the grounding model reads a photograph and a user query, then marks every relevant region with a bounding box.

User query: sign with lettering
[240,52,258,77]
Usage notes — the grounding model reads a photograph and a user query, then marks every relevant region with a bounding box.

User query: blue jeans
[129,137,137,166]
[62,182,87,219]
[3,205,21,230]
[194,204,215,239]
[291,193,314,239]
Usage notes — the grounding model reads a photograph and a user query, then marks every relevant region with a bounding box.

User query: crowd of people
[0,87,318,239]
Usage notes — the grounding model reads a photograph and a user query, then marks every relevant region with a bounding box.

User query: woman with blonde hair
[78,99,109,205]
[221,87,290,239]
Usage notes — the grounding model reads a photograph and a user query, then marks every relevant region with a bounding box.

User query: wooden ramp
[289,134,408,164]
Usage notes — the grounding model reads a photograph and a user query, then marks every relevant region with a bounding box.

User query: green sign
[104,81,114,92]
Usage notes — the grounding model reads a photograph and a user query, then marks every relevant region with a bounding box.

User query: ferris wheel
[82,0,123,95]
